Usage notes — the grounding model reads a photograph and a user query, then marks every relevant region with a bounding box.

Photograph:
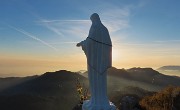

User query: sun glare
[112,48,120,62]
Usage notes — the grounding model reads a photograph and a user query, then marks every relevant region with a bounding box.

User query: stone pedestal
[82,100,116,110]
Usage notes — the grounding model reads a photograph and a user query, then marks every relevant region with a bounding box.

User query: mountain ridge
[0,68,180,110]
[157,65,180,71]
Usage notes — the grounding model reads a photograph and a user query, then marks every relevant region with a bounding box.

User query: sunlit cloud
[8,25,58,51]
[38,19,91,39]
[49,41,79,45]
[101,6,131,32]
[154,40,180,43]
[37,6,132,40]
[40,19,90,23]
[115,41,180,57]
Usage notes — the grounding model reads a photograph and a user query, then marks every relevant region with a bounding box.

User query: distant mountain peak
[128,67,154,71]
[158,65,180,71]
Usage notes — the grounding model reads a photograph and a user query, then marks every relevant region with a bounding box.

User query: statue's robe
[80,19,114,110]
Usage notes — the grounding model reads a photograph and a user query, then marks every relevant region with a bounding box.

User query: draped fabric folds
[80,13,115,110]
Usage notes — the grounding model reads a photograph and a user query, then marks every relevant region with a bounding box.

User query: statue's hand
[76,43,81,47]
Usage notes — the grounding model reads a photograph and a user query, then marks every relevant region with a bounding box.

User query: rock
[120,96,141,110]
[72,103,82,110]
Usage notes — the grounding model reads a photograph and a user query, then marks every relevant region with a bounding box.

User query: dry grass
[140,86,180,110]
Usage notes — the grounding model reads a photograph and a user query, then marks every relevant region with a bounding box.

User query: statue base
[82,100,116,110]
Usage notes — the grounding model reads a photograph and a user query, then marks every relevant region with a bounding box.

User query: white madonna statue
[77,13,116,110]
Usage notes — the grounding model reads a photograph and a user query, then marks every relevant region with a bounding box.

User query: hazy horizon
[1,65,180,78]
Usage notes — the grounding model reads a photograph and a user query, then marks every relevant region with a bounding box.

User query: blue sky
[0,0,180,76]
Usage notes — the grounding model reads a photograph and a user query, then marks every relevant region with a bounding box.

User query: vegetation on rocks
[140,86,180,110]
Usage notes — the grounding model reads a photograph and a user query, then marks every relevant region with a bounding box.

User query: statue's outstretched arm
[76,42,81,47]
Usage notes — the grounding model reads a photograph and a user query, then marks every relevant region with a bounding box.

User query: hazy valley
[0,67,180,110]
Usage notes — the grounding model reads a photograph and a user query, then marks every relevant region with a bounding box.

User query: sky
[0,0,180,77]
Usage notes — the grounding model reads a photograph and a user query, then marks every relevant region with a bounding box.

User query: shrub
[76,78,90,104]
[140,86,180,110]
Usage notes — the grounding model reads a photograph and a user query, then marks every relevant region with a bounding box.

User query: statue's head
[90,13,101,23]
